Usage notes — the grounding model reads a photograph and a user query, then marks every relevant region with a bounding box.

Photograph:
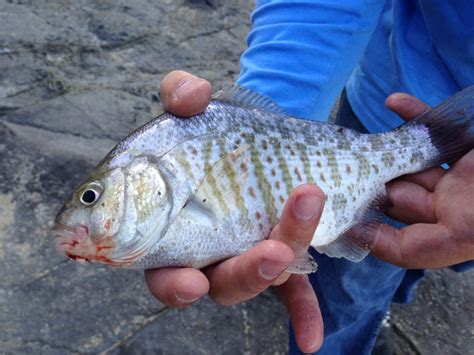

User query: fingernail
[174,76,202,100]
[175,291,200,305]
[294,194,322,220]
[259,259,288,280]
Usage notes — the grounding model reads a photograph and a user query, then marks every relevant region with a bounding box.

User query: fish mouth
[52,224,140,267]
[52,224,94,263]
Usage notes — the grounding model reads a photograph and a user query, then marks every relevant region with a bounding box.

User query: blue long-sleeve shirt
[238,0,474,132]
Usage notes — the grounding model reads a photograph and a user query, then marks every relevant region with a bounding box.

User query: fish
[52,85,474,273]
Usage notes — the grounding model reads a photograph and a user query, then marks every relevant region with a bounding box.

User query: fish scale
[53,85,474,271]
[146,102,434,260]
[118,105,433,265]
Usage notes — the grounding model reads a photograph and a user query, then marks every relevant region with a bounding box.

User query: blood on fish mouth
[52,224,88,252]
[52,224,103,262]
[51,224,128,266]
[52,224,145,267]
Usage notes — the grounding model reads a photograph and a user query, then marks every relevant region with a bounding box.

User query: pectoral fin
[180,144,251,226]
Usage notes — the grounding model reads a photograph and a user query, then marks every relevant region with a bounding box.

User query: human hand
[372,93,474,268]
[145,70,325,353]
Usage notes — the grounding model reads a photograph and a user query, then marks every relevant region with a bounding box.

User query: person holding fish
[52,1,474,354]
[145,1,474,354]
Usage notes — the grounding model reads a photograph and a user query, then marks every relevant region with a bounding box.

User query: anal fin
[316,193,390,262]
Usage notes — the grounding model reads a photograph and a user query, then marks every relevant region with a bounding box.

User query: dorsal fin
[213,84,287,115]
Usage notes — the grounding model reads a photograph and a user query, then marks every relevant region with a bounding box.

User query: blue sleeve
[237,0,386,121]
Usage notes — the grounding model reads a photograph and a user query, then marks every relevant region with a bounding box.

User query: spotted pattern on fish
[203,137,230,215]
[58,84,474,271]
[218,139,248,217]
[355,153,371,180]
[174,150,196,184]
[324,148,342,188]
[295,142,315,183]
[332,193,348,213]
[245,134,278,225]
[144,112,437,263]
[271,139,293,195]
[381,152,395,167]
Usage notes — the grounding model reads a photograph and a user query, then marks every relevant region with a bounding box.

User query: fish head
[53,156,172,266]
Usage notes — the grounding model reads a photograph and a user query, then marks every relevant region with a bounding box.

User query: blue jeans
[288,91,473,354]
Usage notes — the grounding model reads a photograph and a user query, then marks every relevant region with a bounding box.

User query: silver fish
[53,85,474,272]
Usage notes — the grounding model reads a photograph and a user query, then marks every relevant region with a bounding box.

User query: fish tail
[406,85,474,165]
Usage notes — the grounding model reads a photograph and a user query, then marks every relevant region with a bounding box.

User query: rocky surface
[391,269,474,355]
[0,1,472,354]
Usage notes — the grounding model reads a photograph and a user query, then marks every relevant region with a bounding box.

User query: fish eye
[79,182,103,206]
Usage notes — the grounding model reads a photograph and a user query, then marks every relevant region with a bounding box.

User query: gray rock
[391,269,474,355]
[0,1,472,354]
[111,291,287,355]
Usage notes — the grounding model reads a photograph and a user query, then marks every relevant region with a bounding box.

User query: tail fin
[406,85,474,164]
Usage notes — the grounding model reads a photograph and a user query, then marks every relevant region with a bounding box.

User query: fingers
[145,268,209,308]
[159,70,212,117]
[204,240,294,305]
[395,166,446,192]
[385,92,431,120]
[450,149,474,178]
[372,223,472,268]
[145,183,325,316]
[276,275,323,353]
[268,184,325,353]
[269,183,325,256]
[204,184,324,306]
[386,180,436,224]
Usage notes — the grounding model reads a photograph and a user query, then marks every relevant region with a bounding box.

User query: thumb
[385,93,431,121]
[159,70,212,117]
[269,183,325,257]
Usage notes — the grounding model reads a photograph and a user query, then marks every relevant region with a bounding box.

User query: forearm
[238,0,386,121]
